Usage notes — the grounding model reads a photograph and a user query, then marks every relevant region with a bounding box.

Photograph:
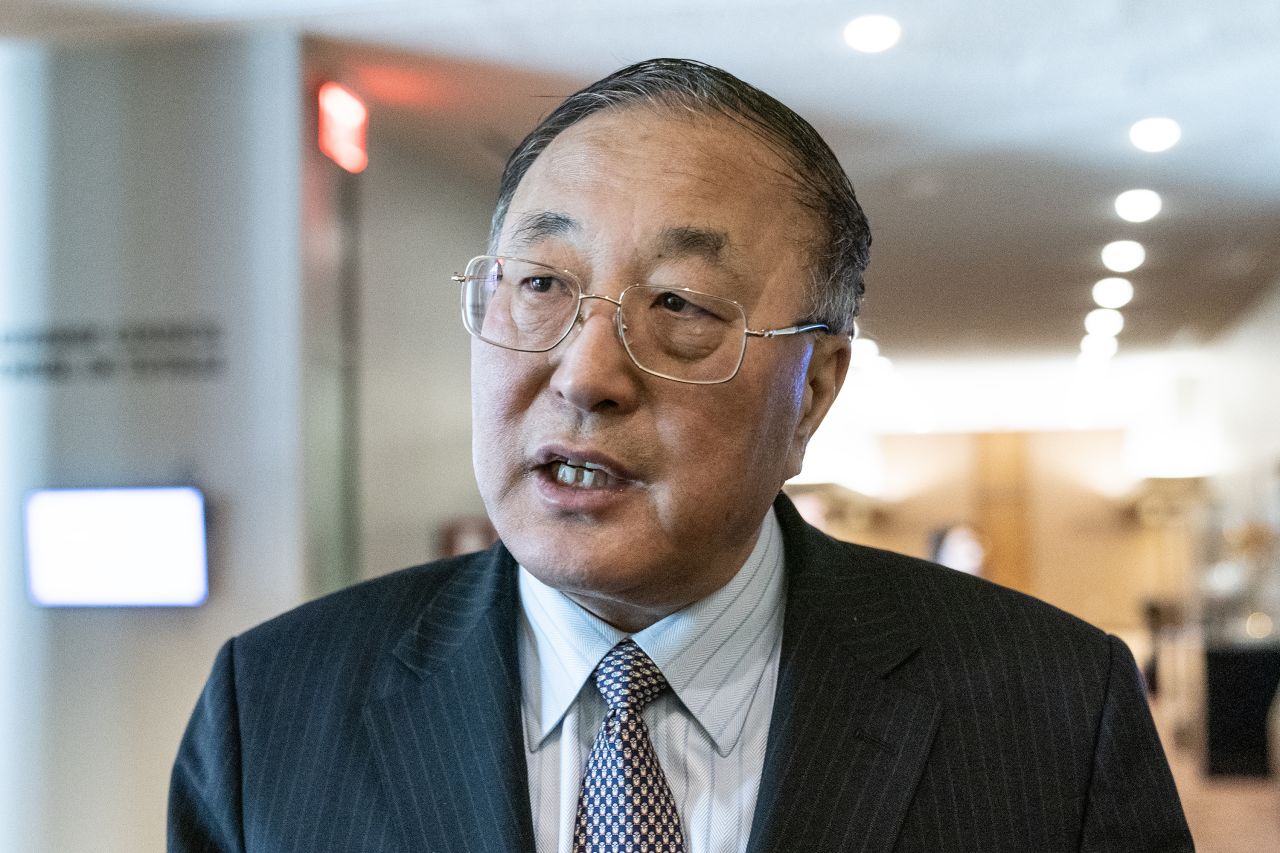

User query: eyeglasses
[452,255,833,385]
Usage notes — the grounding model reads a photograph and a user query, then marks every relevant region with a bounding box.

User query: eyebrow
[506,213,730,265]
[656,226,728,262]
[508,210,578,250]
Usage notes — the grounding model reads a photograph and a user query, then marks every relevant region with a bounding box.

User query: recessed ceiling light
[844,15,902,53]
[1085,308,1125,337]
[1080,333,1118,359]
[1101,240,1145,273]
[1129,117,1181,153]
[1092,277,1134,309]
[1114,189,1162,223]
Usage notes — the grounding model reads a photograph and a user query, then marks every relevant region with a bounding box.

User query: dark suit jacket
[170,495,1192,852]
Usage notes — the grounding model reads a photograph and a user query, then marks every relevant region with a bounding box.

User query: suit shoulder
[777,498,1107,656]
[839,539,1110,656]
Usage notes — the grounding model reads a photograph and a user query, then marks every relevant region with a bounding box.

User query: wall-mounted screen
[24,486,208,607]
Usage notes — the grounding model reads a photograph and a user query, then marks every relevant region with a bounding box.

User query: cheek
[472,343,536,419]
[733,356,810,472]
[471,348,539,489]
[470,351,504,441]
[657,359,806,490]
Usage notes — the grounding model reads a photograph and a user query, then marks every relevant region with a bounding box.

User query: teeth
[552,461,611,489]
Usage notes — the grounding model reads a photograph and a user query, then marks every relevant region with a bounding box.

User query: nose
[548,293,642,414]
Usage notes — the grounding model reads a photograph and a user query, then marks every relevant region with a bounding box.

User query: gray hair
[489,58,871,334]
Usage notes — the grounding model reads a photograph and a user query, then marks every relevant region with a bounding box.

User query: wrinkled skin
[471,108,850,631]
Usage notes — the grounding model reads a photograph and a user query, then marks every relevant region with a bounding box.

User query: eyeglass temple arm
[745,322,831,339]
[745,320,859,341]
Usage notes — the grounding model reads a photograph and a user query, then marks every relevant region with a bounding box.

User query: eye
[520,275,559,293]
[658,292,690,313]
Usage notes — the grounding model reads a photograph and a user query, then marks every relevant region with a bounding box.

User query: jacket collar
[745,493,941,853]
[363,544,536,853]
[364,494,939,853]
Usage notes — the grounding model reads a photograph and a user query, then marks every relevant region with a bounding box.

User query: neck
[564,592,686,633]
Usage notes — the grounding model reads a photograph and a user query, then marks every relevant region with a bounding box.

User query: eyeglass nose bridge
[557,289,646,377]
[570,290,628,336]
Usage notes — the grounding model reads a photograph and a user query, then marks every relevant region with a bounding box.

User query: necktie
[573,639,687,853]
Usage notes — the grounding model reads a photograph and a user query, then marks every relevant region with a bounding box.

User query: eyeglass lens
[461,256,748,383]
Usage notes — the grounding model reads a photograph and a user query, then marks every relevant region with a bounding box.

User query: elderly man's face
[471,108,848,629]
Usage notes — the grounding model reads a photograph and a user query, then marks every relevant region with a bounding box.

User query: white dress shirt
[517,508,786,853]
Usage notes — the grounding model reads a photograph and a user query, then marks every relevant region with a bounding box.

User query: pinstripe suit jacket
[169,495,1192,852]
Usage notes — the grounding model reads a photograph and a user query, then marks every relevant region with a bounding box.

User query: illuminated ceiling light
[1129,117,1181,153]
[1101,240,1145,273]
[1092,277,1134,309]
[1114,189,1162,223]
[1080,333,1118,359]
[844,15,902,53]
[1085,308,1125,337]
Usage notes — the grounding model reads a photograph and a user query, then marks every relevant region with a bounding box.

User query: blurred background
[2,1,1279,850]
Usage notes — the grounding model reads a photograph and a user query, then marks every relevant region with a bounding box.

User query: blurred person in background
[929,523,986,576]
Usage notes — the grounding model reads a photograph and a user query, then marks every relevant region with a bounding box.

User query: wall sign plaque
[0,321,226,383]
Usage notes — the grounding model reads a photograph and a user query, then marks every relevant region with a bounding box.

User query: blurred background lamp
[844,15,902,53]
[24,487,209,607]
[1129,117,1182,152]
[1085,307,1125,337]
[1093,277,1134,309]
[1114,189,1162,222]
[1246,611,1274,640]
[1080,332,1118,358]
[850,336,880,365]
[318,81,369,173]
[1101,240,1145,272]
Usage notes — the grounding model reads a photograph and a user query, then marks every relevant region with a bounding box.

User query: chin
[515,533,640,587]
[505,525,671,601]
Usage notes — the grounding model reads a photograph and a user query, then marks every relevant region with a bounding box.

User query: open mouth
[532,445,638,497]
[547,460,615,489]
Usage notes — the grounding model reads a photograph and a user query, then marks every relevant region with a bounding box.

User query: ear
[784,334,851,479]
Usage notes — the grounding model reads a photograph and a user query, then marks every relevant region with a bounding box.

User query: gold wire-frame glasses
[452,255,835,385]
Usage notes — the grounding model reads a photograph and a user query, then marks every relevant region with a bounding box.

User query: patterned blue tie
[573,639,687,853]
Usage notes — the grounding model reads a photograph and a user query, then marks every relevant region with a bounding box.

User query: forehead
[501,107,817,264]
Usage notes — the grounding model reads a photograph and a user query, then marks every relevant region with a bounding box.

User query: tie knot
[592,639,669,713]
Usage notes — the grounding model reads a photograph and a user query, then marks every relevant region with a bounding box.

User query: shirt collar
[518,507,785,757]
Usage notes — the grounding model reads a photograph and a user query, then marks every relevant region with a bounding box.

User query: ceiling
[6,0,1280,360]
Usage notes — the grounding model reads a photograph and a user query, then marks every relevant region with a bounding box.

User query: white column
[0,30,310,852]
[0,39,51,853]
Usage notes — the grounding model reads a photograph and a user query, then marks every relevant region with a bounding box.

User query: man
[170,59,1192,852]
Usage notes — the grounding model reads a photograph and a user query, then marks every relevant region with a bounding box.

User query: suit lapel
[746,496,941,853]
[362,546,536,853]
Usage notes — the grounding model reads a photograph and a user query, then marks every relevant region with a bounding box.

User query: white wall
[356,128,494,578]
[1209,277,1280,530]
[0,31,308,852]
[803,347,1230,500]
